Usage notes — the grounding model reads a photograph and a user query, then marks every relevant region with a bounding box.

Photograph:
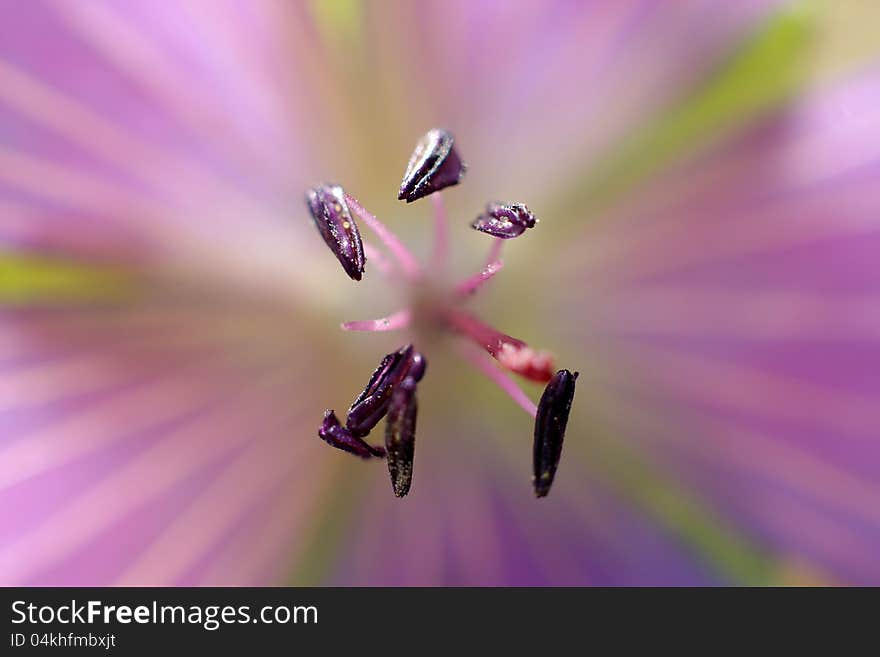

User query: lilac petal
[0,301,339,585]
[306,184,366,281]
[398,129,466,203]
[553,69,880,581]
[4,0,864,588]
[329,433,717,585]
[413,1,788,204]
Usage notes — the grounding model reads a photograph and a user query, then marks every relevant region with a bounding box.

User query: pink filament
[345,193,421,278]
[341,309,412,332]
[485,237,504,267]
[455,260,504,297]
[456,342,537,418]
[444,309,527,357]
[445,310,554,382]
[362,241,395,276]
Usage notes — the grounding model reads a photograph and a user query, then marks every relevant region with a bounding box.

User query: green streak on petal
[558,5,815,219]
[466,358,776,583]
[284,462,368,585]
[0,253,135,304]
[566,371,778,584]
[588,435,778,585]
[309,0,363,47]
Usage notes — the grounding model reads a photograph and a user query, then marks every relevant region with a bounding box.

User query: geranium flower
[1,1,878,585]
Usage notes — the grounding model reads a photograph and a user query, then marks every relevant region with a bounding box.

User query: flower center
[307,128,577,499]
[406,278,455,339]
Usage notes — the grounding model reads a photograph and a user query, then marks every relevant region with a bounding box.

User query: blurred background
[1,0,879,585]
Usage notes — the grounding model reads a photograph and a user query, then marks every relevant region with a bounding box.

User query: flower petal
[550,69,880,583]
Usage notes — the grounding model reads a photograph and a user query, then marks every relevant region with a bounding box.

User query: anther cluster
[307,129,577,498]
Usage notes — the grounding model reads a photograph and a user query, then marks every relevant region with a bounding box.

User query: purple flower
[0,1,878,587]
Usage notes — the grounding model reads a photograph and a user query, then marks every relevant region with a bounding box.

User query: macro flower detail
[306,184,366,281]
[471,202,537,239]
[314,129,576,496]
[319,345,425,494]
[533,370,578,498]
[346,344,421,438]
[3,0,879,589]
[384,376,419,497]
[398,128,467,203]
[319,410,385,459]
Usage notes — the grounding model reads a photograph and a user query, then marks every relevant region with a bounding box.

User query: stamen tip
[532,369,577,497]
[385,377,418,498]
[306,184,366,281]
[533,477,551,499]
[318,409,382,459]
[398,128,466,203]
[472,202,536,239]
[346,345,416,437]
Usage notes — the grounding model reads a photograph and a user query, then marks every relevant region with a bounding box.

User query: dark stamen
[309,128,568,500]
[409,352,427,382]
[471,202,536,239]
[306,184,366,280]
[398,129,466,203]
[385,376,418,497]
[346,344,416,437]
[319,410,385,458]
[533,370,578,497]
